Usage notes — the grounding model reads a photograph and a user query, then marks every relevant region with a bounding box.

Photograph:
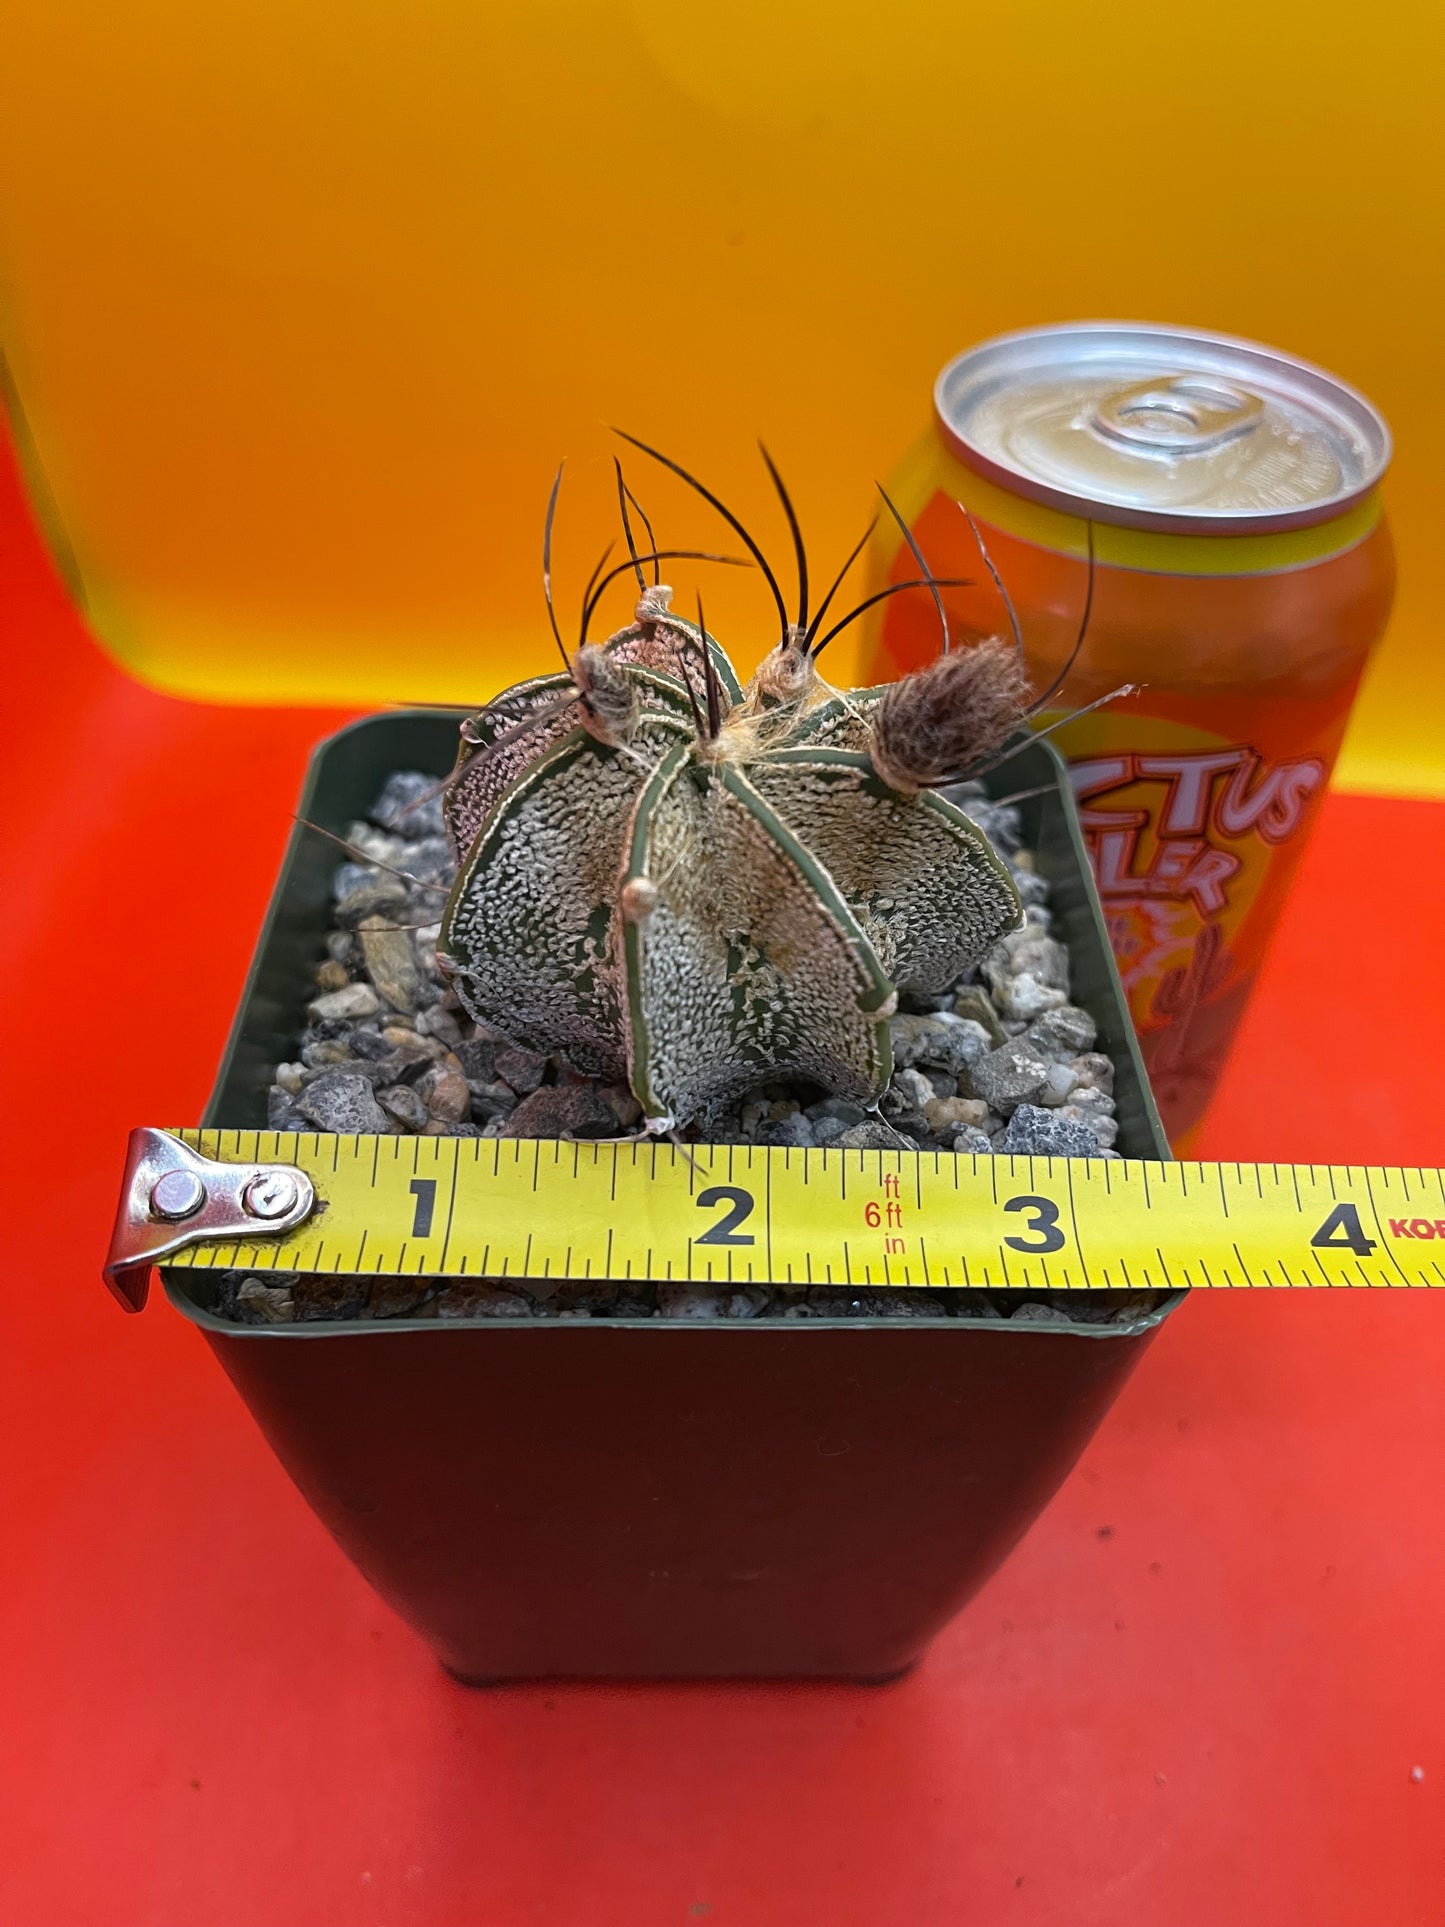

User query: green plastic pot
[157,714,1180,1683]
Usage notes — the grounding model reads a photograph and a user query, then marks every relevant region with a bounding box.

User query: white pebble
[1036,1062,1080,1108]
[308,981,381,1022]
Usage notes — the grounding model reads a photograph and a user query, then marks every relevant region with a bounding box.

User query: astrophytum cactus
[437,441,1089,1133]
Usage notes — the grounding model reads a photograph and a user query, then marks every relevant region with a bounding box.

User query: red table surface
[2,426,1442,1927]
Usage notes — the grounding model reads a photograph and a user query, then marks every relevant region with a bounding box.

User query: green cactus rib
[746,747,1022,993]
[444,662,698,860]
[442,716,691,1076]
[777,685,889,750]
[621,742,895,1129]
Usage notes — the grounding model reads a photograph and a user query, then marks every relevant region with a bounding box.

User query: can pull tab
[103,1127,316,1312]
[1091,375,1264,453]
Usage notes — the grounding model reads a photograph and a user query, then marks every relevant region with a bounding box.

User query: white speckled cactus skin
[439,595,1022,1131]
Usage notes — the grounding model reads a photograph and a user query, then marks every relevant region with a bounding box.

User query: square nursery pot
[160,711,1181,1684]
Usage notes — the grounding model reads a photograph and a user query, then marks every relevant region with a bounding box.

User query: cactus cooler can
[860,322,1395,1148]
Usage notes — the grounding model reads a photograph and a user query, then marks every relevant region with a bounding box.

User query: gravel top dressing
[220,768,1160,1327]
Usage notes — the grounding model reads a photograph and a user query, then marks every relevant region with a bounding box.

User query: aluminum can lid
[934,322,1391,534]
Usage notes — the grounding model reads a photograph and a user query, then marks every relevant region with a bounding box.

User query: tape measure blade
[151,1133,1445,1288]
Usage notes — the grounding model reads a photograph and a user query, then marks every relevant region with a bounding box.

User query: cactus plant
[436,445,1071,1133]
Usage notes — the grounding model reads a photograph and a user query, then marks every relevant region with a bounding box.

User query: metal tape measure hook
[103,1128,316,1312]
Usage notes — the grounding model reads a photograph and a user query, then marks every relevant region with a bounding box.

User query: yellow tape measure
[158,1131,1445,1291]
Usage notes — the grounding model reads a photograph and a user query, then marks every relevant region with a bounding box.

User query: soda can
[860,322,1394,1148]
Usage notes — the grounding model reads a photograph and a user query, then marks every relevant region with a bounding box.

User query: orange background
[1,0,1442,793]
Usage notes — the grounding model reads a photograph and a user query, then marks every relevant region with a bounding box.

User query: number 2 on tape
[695,1186,756,1247]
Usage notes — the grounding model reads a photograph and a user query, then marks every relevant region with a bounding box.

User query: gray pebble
[372,770,447,840]
[345,821,409,866]
[417,1004,464,1047]
[835,1121,904,1151]
[434,1283,534,1319]
[1024,1006,1099,1060]
[294,1277,369,1320]
[403,836,455,884]
[377,1084,429,1130]
[968,1043,1052,1115]
[998,1104,1099,1159]
[1071,1052,1115,1094]
[235,1279,297,1324]
[1013,932,1070,990]
[812,1116,849,1146]
[1058,1105,1118,1149]
[267,1086,310,1128]
[335,877,409,926]
[302,1009,354,1040]
[380,1045,441,1087]
[884,1067,935,1114]
[891,1013,992,1077]
[657,1283,770,1320]
[952,1126,995,1155]
[294,1070,390,1134]
[411,932,445,991]
[350,1025,407,1062]
[808,1096,868,1125]
[993,971,1067,1021]
[331,861,375,903]
[453,1037,497,1087]
[368,1278,433,1320]
[946,1289,1004,1319]
[470,1079,520,1125]
[359,923,427,1014]
[469,1078,519,1123]
[949,984,1007,1047]
[898,990,954,1015]
[300,1039,357,1070]
[982,926,1069,996]
[806,1288,940,1318]
[954,797,1022,853]
[1009,1301,1074,1325]
[494,1046,549,1094]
